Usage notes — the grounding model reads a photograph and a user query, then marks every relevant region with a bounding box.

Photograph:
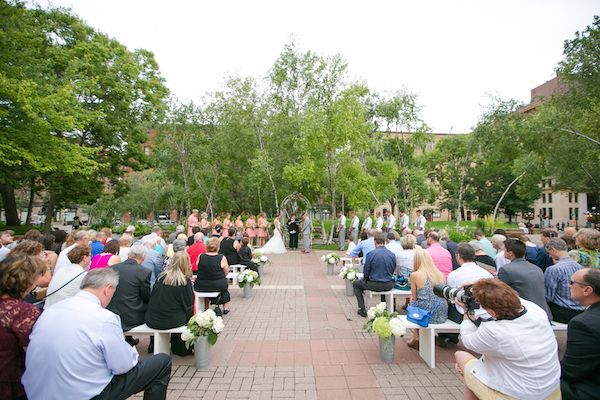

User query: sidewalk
[133,251,471,400]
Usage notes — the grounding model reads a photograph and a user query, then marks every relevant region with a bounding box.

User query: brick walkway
[132,251,473,400]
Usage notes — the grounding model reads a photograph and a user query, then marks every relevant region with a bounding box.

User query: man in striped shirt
[544,238,585,323]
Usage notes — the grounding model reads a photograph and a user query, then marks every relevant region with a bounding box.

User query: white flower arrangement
[181,308,225,348]
[338,266,359,281]
[252,253,270,267]
[237,269,261,288]
[320,252,340,265]
[363,302,405,338]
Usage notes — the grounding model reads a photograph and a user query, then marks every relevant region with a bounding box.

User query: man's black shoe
[437,337,453,348]
[357,309,367,317]
[214,306,223,317]
[125,335,139,347]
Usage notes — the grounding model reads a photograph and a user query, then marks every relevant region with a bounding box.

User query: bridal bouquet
[237,269,261,288]
[321,252,340,265]
[181,309,225,347]
[339,266,359,281]
[363,302,405,338]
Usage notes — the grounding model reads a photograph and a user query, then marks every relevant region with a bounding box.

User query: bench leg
[154,332,170,355]
[386,294,393,313]
[418,328,436,368]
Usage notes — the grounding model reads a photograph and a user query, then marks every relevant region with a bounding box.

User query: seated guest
[165,234,187,258]
[413,228,427,249]
[118,234,133,261]
[397,234,417,277]
[497,238,552,320]
[55,230,89,273]
[195,238,230,316]
[490,234,509,270]
[44,245,91,309]
[0,255,44,400]
[353,232,396,317]
[561,268,600,399]
[438,243,494,347]
[536,229,559,272]
[90,240,121,270]
[544,238,585,323]
[219,227,241,266]
[23,269,172,400]
[146,252,194,356]
[469,240,497,273]
[90,231,106,257]
[187,226,201,246]
[162,239,187,272]
[168,225,185,244]
[10,240,52,291]
[238,237,259,274]
[350,229,376,271]
[561,234,577,252]
[474,230,496,258]
[39,233,58,274]
[406,249,448,350]
[569,228,600,269]
[107,244,151,345]
[426,231,452,278]
[385,231,403,270]
[187,233,206,271]
[439,230,459,270]
[51,229,67,255]
[455,279,561,400]
[516,233,541,265]
[141,235,163,288]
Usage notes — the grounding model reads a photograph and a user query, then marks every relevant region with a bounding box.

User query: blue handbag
[406,300,442,328]
[393,274,410,290]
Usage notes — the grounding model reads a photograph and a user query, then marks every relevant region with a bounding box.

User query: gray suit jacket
[302,218,312,234]
[498,258,552,321]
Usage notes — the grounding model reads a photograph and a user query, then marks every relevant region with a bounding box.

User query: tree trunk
[0,184,20,226]
[44,192,56,233]
[328,190,336,245]
[319,206,326,245]
[491,172,526,233]
[25,178,36,225]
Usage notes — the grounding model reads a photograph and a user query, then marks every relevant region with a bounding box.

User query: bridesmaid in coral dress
[212,215,222,237]
[246,215,256,246]
[235,215,244,239]
[257,213,268,247]
[222,213,232,237]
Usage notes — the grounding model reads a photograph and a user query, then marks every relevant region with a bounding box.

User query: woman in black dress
[238,236,259,275]
[145,251,194,356]
[219,227,241,266]
[195,237,230,316]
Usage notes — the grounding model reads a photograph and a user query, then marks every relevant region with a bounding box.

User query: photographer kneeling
[454,279,561,400]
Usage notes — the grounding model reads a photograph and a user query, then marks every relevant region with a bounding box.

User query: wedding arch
[279,193,312,223]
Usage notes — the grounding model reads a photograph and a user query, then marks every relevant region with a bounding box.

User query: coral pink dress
[246,218,256,238]
[187,214,199,237]
[257,217,268,238]
[222,218,231,237]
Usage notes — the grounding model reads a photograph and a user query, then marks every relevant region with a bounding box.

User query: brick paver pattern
[131,251,474,399]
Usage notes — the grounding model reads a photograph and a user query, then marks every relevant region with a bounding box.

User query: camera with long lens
[433,284,479,315]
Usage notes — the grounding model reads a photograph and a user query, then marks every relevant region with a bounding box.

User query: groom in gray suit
[302,212,312,253]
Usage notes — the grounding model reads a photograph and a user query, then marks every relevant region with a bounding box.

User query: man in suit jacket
[561,268,600,399]
[107,244,151,336]
[287,214,299,249]
[302,212,312,253]
[497,238,552,321]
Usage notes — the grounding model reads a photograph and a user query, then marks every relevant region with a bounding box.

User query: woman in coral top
[222,213,232,237]
[246,215,256,246]
[234,215,244,240]
[257,213,268,247]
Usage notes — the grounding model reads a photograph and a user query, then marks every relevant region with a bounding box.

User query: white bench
[364,288,412,313]
[125,324,187,355]
[399,316,569,368]
[229,264,247,274]
[195,291,220,313]
[226,272,239,285]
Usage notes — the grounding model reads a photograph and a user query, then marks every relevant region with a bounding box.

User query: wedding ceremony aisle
[132,251,470,400]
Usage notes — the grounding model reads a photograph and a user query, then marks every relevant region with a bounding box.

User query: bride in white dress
[255,214,287,254]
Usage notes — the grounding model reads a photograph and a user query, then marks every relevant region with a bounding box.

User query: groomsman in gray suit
[302,212,313,253]
[337,211,347,251]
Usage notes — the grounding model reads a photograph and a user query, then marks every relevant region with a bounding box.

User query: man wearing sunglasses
[561,268,600,400]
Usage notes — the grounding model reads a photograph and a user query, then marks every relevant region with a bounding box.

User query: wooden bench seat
[399,316,569,368]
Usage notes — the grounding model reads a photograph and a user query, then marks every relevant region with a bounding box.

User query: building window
[569,207,573,219]
[575,208,579,220]
[542,207,547,217]
[542,194,546,203]
[548,193,552,203]
[574,193,578,202]
[569,193,572,202]
[549,208,553,219]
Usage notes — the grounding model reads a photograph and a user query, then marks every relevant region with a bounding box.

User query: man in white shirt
[361,211,373,234]
[415,210,427,230]
[384,231,403,273]
[349,211,360,243]
[55,230,90,273]
[439,243,493,346]
[387,210,396,232]
[375,211,384,230]
[337,211,347,251]
[23,268,171,400]
[399,210,410,234]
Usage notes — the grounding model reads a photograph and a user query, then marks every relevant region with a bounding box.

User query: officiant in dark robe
[287,214,299,249]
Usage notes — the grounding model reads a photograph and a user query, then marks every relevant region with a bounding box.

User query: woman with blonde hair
[406,248,448,349]
[145,251,194,356]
